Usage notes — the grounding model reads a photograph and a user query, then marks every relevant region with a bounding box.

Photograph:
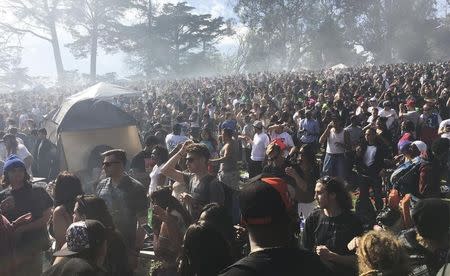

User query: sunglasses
[186,157,196,163]
[102,161,121,167]
[320,175,333,184]
[267,154,279,161]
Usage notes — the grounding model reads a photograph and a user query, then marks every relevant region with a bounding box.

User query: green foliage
[234,0,450,70]
[121,1,229,77]
[63,0,128,80]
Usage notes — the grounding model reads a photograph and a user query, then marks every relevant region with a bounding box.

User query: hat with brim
[252,120,263,128]
[53,220,106,257]
[424,98,436,104]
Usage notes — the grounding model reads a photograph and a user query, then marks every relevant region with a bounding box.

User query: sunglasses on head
[320,175,334,184]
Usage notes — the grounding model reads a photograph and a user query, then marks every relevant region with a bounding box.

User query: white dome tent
[44,83,142,176]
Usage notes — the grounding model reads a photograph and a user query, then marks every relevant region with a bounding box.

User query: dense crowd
[0,61,450,276]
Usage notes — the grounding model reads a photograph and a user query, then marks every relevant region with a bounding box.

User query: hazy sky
[20,0,239,78]
[19,0,450,78]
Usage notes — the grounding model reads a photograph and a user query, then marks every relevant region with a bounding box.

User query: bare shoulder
[53,205,67,216]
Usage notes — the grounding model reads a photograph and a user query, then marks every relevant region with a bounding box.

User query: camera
[285,151,300,166]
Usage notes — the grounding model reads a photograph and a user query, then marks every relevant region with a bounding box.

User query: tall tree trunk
[147,0,153,31]
[384,0,394,62]
[44,0,64,82]
[90,26,98,83]
[175,29,180,76]
[146,0,153,76]
[49,22,64,83]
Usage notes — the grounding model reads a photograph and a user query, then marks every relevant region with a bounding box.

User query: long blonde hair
[357,230,410,276]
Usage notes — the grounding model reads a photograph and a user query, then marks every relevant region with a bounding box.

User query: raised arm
[160,141,192,185]
[319,122,333,145]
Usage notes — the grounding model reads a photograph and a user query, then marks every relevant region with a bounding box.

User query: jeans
[322,153,347,179]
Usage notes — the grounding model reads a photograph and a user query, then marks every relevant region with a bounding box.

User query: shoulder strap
[202,174,217,198]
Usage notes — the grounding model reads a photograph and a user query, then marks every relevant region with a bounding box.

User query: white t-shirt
[379,108,398,129]
[367,106,382,114]
[363,145,377,167]
[19,113,29,129]
[148,164,167,195]
[16,144,31,162]
[270,131,295,156]
[440,119,450,140]
[165,133,188,153]
[0,143,31,161]
[0,143,32,174]
[326,129,345,154]
[251,132,270,161]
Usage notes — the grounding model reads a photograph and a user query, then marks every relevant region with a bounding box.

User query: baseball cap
[398,140,412,154]
[252,120,263,128]
[406,99,415,107]
[221,120,236,131]
[411,141,427,157]
[53,220,106,257]
[240,177,293,225]
[3,155,26,173]
[369,96,377,102]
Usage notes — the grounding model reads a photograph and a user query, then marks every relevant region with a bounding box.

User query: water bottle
[147,203,153,225]
[299,212,305,233]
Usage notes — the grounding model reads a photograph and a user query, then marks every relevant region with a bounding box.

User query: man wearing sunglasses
[161,141,225,220]
[96,149,148,271]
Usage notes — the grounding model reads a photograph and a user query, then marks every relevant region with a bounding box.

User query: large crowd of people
[0,61,450,276]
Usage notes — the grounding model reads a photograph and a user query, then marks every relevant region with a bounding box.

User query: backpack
[425,113,439,129]
[390,157,428,195]
[194,174,234,219]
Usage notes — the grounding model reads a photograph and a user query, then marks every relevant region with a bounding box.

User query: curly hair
[185,143,211,161]
[357,230,410,276]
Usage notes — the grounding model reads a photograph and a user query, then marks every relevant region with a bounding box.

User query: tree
[0,0,65,81]
[64,0,128,82]
[234,0,328,71]
[0,31,34,92]
[122,1,228,77]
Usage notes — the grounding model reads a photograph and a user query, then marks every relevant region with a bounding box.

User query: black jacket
[355,141,387,175]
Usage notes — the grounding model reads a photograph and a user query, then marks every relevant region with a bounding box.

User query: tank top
[326,128,345,154]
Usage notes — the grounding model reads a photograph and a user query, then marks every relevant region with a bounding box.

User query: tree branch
[0,23,52,42]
